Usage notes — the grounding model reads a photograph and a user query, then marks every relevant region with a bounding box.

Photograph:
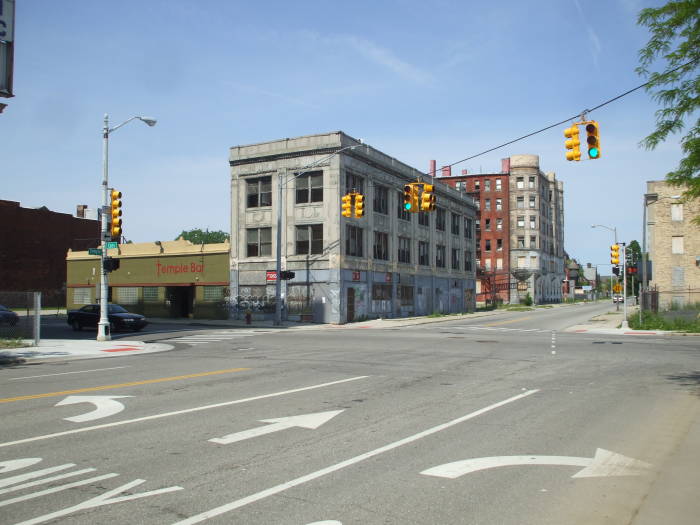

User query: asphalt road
[1,303,698,524]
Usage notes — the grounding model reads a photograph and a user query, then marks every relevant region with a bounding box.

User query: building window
[373,185,389,215]
[203,286,225,301]
[418,211,429,226]
[484,199,491,211]
[452,213,460,235]
[465,218,473,238]
[295,171,323,204]
[517,236,525,248]
[497,238,503,251]
[516,177,524,189]
[246,177,272,208]
[517,196,524,209]
[495,178,502,191]
[530,216,536,229]
[345,173,364,194]
[671,203,683,222]
[531,256,538,268]
[530,235,537,249]
[436,244,446,268]
[374,231,389,260]
[436,208,446,231]
[672,266,684,287]
[484,258,492,270]
[398,285,414,306]
[346,225,364,257]
[518,256,526,268]
[529,195,536,208]
[497,258,504,270]
[529,176,535,188]
[117,287,138,305]
[419,241,430,266]
[143,287,159,302]
[372,284,392,300]
[464,250,473,272]
[485,239,492,252]
[517,216,525,228]
[74,288,91,305]
[484,179,491,192]
[474,180,480,191]
[452,248,460,270]
[397,191,411,221]
[485,218,491,231]
[672,236,684,254]
[496,218,503,231]
[296,224,323,255]
[398,236,411,263]
[247,227,272,257]
[495,198,502,211]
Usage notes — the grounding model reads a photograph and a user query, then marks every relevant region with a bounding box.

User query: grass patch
[536,305,554,309]
[628,311,700,333]
[505,307,534,312]
[0,338,29,349]
[428,312,445,318]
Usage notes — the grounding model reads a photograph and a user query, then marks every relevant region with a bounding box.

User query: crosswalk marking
[166,329,275,346]
[442,326,549,334]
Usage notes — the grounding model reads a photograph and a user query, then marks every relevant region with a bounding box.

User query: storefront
[66,239,230,319]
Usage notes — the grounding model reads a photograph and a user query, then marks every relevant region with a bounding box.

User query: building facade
[646,180,699,309]
[435,155,566,305]
[229,131,478,324]
[66,239,230,318]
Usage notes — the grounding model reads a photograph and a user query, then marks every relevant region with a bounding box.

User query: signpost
[88,248,102,256]
[105,241,118,249]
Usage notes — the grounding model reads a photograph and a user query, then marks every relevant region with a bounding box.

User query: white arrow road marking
[421,448,652,479]
[0,458,42,474]
[55,395,133,423]
[209,410,344,445]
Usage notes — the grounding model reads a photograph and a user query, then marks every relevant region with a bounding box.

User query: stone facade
[647,180,700,309]
[229,131,478,324]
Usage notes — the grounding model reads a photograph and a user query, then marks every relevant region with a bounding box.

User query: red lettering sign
[266,270,277,282]
[156,261,205,277]
[352,271,360,281]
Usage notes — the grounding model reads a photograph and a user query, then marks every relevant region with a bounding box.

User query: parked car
[0,305,19,326]
[67,304,148,332]
[613,295,623,303]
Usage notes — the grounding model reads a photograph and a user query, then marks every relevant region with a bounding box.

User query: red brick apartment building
[433,159,512,306]
[0,200,100,304]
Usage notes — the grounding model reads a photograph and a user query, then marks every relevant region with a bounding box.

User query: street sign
[613,284,622,293]
[88,248,102,256]
[105,241,118,249]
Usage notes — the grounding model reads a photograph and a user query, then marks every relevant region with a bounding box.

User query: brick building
[0,200,100,303]
[435,155,566,305]
[646,180,700,309]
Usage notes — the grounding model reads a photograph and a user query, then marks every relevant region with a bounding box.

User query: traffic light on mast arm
[421,184,437,212]
[585,121,601,159]
[341,193,353,217]
[403,183,420,212]
[354,193,364,218]
[110,189,122,242]
[564,125,581,161]
[610,244,620,265]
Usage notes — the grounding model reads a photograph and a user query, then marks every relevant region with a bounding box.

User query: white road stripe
[172,389,540,524]
[0,376,369,449]
[8,367,130,381]
[0,473,119,507]
[0,468,97,495]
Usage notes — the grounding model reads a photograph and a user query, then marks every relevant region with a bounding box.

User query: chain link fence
[0,291,41,345]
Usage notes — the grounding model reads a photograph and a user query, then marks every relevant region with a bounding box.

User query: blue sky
[1,0,683,273]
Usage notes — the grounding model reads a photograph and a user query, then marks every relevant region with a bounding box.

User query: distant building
[646,180,699,309]
[229,131,478,324]
[0,200,100,303]
[435,155,566,305]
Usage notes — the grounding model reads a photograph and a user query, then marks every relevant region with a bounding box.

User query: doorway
[347,287,355,323]
[167,286,194,318]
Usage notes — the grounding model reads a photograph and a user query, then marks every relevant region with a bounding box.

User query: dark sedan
[67,304,148,332]
[0,304,19,326]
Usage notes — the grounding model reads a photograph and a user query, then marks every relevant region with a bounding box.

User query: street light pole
[97,114,157,341]
[273,142,364,326]
[591,224,619,310]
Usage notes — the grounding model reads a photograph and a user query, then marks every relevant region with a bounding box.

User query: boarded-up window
[74,288,91,305]
[118,287,139,305]
[672,236,684,254]
[672,267,684,287]
[143,287,159,302]
[671,204,683,222]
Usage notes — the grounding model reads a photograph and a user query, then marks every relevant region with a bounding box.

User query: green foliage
[522,293,533,306]
[176,229,230,244]
[428,311,445,318]
[629,309,700,332]
[636,1,700,220]
[0,338,28,349]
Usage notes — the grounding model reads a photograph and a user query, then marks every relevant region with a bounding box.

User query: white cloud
[573,0,602,68]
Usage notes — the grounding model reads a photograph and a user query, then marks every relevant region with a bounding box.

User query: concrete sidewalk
[0,340,173,365]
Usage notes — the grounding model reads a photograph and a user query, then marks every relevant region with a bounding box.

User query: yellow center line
[0,367,250,403]
[484,316,535,327]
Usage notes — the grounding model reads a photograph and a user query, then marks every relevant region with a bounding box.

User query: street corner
[1,340,174,361]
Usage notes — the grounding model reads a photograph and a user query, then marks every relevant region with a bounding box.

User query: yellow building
[66,239,230,319]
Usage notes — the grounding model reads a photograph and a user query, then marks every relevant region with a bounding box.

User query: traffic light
[585,121,601,159]
[626,266,638,275]
[103,257,120,273]
[354,193,364,218]
[341,193,353,218]
[610,244,620,265]
[280,270,295,280]
[421,184,437,212]
[110,189,122,242]
[612,266,620,276]
[403,183,419,212]
[564,125,581,161]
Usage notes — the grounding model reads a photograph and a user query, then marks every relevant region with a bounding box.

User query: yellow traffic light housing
[421,184,436,212]
[403,183,420,213]
[564,125,581,161]
[341,193,353,218]
[354,193,364,218]
[610,244,620,265]
[110,189,122,241]
[585,121,601,159]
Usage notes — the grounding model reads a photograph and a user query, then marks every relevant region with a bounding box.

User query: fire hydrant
[245,308,252,325]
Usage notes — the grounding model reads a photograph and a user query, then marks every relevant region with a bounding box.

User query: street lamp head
[139,117,157,127]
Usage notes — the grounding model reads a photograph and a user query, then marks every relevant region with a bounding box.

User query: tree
[626,240,642,297]
[176,229,230,244]
[636,1,700,218]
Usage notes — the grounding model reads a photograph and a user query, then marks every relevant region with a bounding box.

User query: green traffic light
[588,147,599,158]
[404,202,412,210]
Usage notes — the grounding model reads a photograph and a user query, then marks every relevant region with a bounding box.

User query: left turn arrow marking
[55,395,133,423]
